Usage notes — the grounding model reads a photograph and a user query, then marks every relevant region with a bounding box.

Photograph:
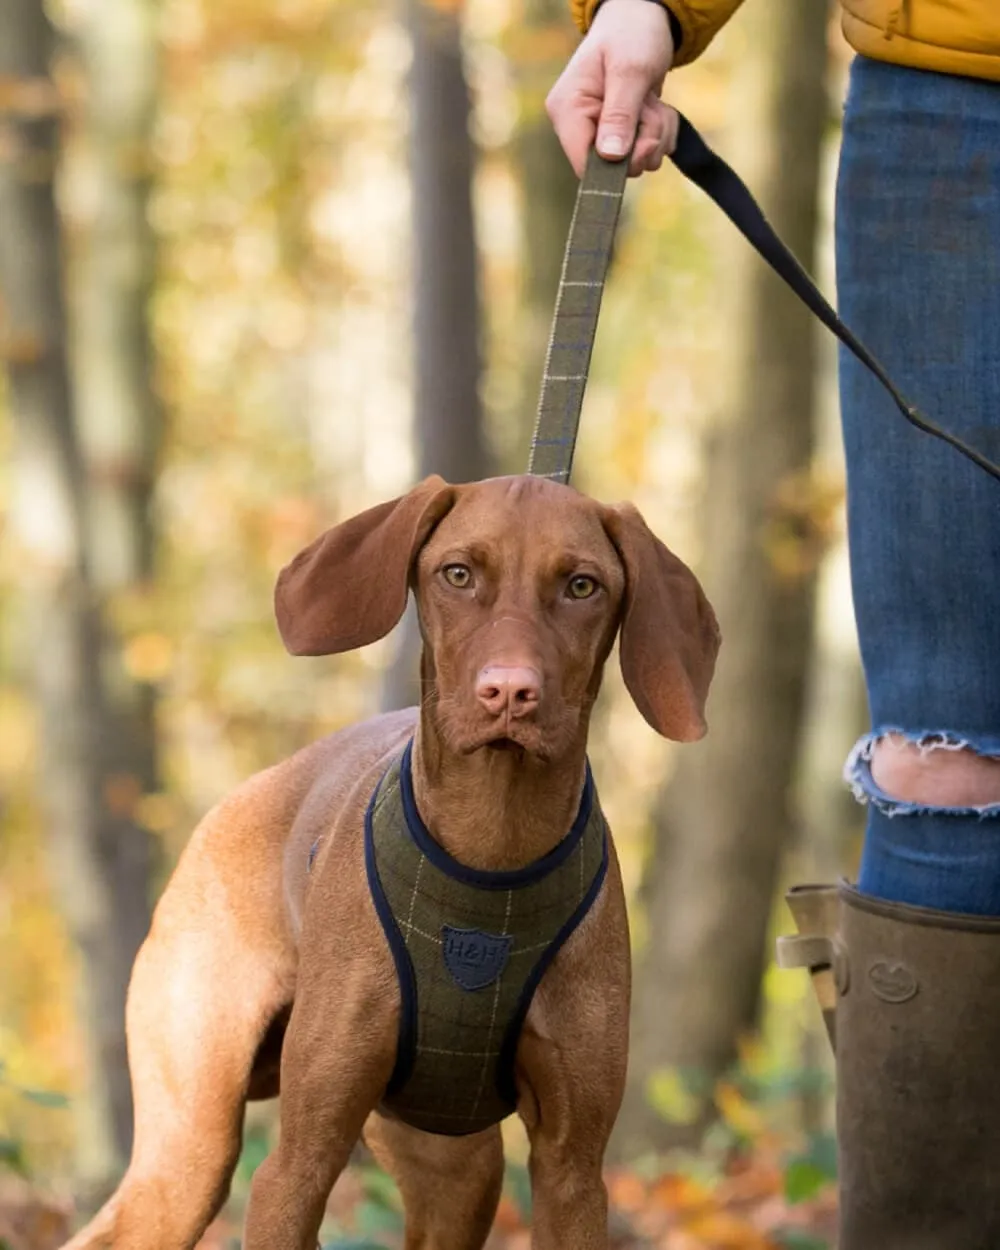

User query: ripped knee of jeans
[845,729,1000,818]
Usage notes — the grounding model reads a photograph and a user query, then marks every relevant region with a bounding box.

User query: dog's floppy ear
[275,475,456,656]
[601,502,720,742]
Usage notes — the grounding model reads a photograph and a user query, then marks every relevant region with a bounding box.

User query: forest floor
[0,1143,837,1250]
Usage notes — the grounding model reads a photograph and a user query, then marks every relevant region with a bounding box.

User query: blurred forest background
[0,0,866,1245]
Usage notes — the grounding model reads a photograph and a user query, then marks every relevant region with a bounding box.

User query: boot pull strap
[775,934,834,971]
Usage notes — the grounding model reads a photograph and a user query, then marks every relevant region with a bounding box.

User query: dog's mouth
[459,726,549,760]
[486,736,520,752]
[443,703,581,763]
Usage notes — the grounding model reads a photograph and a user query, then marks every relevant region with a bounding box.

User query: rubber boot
[780,881,1000,1249]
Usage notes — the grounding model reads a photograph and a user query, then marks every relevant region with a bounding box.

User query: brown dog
[62,474,718,1250]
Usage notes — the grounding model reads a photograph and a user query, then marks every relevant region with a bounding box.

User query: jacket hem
[843,13,1000,83]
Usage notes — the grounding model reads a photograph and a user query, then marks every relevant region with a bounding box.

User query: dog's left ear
[601,502,720,742]
[275,475,456,656]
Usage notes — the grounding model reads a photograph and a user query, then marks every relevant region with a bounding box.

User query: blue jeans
[836,57,1000,915]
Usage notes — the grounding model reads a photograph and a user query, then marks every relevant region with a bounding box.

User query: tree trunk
[407,0,487,485]
[382,0,489,711]
[0,0,160,1199]
[69,0,162,1187]
[613,0,830,1158]
[72,0,159,597]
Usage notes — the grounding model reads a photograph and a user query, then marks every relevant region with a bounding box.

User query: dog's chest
[363,741,607,1136]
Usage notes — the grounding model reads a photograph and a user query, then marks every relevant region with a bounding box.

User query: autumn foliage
[1,0,853,1240]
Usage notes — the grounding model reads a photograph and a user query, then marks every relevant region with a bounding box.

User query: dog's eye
[567,575,598,600]
[443,563,473,589]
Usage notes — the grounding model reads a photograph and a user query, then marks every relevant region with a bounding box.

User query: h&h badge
[442,925,512,992]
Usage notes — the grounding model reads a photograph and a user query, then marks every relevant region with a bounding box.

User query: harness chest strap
[364,740,608,1137]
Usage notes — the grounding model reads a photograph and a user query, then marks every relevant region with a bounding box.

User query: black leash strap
[669,113,1000,485]
[528,144,629,484]
[529,111,1000,486]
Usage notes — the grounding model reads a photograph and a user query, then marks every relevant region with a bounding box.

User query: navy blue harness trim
[363,778,418,1097]
[398,738,595,889]
[494,828,609,1108]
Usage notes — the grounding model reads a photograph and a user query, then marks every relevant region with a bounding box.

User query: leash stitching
[530,179,584,479]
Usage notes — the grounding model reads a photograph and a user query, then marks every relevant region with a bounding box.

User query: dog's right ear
[275,475,456,656]
[601,501,720,742]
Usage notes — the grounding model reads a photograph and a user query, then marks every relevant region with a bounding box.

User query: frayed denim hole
[844,730,1000,819]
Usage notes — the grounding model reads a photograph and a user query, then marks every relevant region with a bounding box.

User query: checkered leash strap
[529,116,1000,486]
[527,145,629,485]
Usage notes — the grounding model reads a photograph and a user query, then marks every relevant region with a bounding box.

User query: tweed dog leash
[528,144,629,484]
[528,113,1000,486]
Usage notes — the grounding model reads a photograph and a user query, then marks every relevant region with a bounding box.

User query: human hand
[546,0,678,178]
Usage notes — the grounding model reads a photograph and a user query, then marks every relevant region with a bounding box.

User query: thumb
[595,67,646,159]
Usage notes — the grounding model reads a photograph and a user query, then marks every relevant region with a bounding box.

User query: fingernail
[598,133,626,157]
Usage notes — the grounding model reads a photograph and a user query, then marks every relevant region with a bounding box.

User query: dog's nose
[476,665,542,719]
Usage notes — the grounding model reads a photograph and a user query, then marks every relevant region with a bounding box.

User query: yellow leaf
[647,1066,705,1127]
[135,792,180,835]
[715,1081,765,1139]
[648,1172,712,1214]
[683,1209,773,1249]
[607,1170,647,1213]
[735,1032,766,1074]
[122,632,174,683]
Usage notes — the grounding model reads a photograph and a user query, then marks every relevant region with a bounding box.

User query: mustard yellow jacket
[569,0,1000,83]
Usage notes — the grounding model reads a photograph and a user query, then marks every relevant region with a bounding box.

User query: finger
[629,94,666,176]
[549,98,599,178]
[632,97,679,174]
[546,59,603,179]
[595,61,648,161]
[661,103,680,157]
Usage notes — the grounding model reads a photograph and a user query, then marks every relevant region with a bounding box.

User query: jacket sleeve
[569,0,749,68]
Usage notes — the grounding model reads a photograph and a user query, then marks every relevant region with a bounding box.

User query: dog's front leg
[517,865,630,1250]
[243,958,397,1250]
[525,1119,611,1250]
[519,1028,625,1250]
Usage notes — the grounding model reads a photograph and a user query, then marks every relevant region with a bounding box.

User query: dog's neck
[410,719,590,873]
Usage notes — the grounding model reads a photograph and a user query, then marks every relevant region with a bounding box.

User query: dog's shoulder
[311,707,419,767]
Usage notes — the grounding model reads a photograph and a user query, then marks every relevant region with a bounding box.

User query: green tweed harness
[363,740,608,1136]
